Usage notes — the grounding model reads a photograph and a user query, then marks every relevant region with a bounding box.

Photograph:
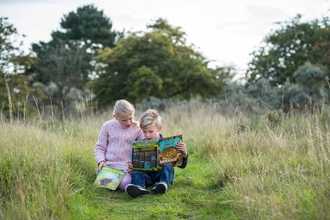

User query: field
[1,102,330,219]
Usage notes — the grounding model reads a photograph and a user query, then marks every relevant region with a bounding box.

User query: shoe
[125,184,149,198]
[152,182,168,194]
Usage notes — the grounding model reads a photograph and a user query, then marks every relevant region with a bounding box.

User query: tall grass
[0,116,99,219]
[193,109,330,219]
[1,102,329,219]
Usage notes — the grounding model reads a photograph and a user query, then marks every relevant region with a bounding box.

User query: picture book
[93,166,126,190]
[131,140,159,171]
[131,134,183,171]
[158,134,183,169]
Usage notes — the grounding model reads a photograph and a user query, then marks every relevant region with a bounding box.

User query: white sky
[0,0,329,75]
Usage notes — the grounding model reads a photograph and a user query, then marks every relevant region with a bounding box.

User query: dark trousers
[131,164,174,188]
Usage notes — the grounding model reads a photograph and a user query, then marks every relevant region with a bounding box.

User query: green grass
[1,105,330,219]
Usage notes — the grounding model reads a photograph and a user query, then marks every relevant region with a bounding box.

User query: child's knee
[118,173,131,191]
[163,164,174,172]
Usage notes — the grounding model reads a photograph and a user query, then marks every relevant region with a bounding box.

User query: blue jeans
[131,164,174,189]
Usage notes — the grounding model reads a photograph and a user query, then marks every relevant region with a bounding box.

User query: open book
[131,134,183,171]
[93,166,126,190]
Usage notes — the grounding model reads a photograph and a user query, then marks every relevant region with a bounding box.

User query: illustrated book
[131,134,183,171]
[131,139,159,171]
[93,166,126,190]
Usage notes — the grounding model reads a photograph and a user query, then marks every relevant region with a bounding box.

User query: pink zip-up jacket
[94,119,144,171]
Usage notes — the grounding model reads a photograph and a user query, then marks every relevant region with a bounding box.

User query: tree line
[1,4,330,118]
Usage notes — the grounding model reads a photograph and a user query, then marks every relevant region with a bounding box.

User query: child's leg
[158,164,174,188]
[118,172,131,191]
[131,171,154,188]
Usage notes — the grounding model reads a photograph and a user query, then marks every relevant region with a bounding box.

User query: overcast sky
[1,0,329,74]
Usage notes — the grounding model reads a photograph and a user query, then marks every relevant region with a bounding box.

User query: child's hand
[128,160,134,174]
[98,161,105,171]
[176,142,188,158]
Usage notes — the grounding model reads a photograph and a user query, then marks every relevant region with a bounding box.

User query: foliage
[210,65,236,89]
[0,17,41,118]
[0,17,16,74]
[0,73,44,118]
[216,83,259,115]
[313,38,330,70]
[238,14,330,114]
[282,62,328,112]
[220,62,328,114]
[30,4,121,83]
[51,4,123,49]
[246,14,330,87]
[26,5,124,115]
[0,17,35,77]
[89,18,229,108]
[244,77,282,109]
[31,40,93,112]
[216,79,281,116]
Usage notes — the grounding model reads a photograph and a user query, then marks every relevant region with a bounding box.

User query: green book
[93,166,126,190]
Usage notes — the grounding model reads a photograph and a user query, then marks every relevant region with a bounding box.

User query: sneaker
[125,184,149,198]
[152,182,168,194]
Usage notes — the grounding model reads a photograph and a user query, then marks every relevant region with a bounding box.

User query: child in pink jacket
[94,99,144,191]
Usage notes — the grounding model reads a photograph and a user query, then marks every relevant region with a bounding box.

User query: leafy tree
[0,17,42,119]
[51,4,123,49]
[27,4,123,114]
[32,39,92,111]
[246,14,330,87]
[0,17,25,76]
[30,4,121,82]
[30,4,121,80]
[89,18,228,108]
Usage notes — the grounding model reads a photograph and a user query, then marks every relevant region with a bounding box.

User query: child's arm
[94,122,109,170]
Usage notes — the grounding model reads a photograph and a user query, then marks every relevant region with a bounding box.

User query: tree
[246,14,330,87]
[32,39,93,112]
[51,4,123,49]
[0,17,41,119]
[0,17,24,76]
[88,18,227,108]
[27,4,123,115]
[29,4,123,84]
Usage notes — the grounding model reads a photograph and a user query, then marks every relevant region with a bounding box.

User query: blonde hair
[139,109,161,129]
[113,99,138,125]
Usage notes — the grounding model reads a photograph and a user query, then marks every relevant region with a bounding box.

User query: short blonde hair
[139,109,161,129]
[113,99,138,125]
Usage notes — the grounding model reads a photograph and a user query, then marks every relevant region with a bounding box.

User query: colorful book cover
[131,140,159,171]
[158,134,183,169]
[131,134,183,171]
[93,166,126,190]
